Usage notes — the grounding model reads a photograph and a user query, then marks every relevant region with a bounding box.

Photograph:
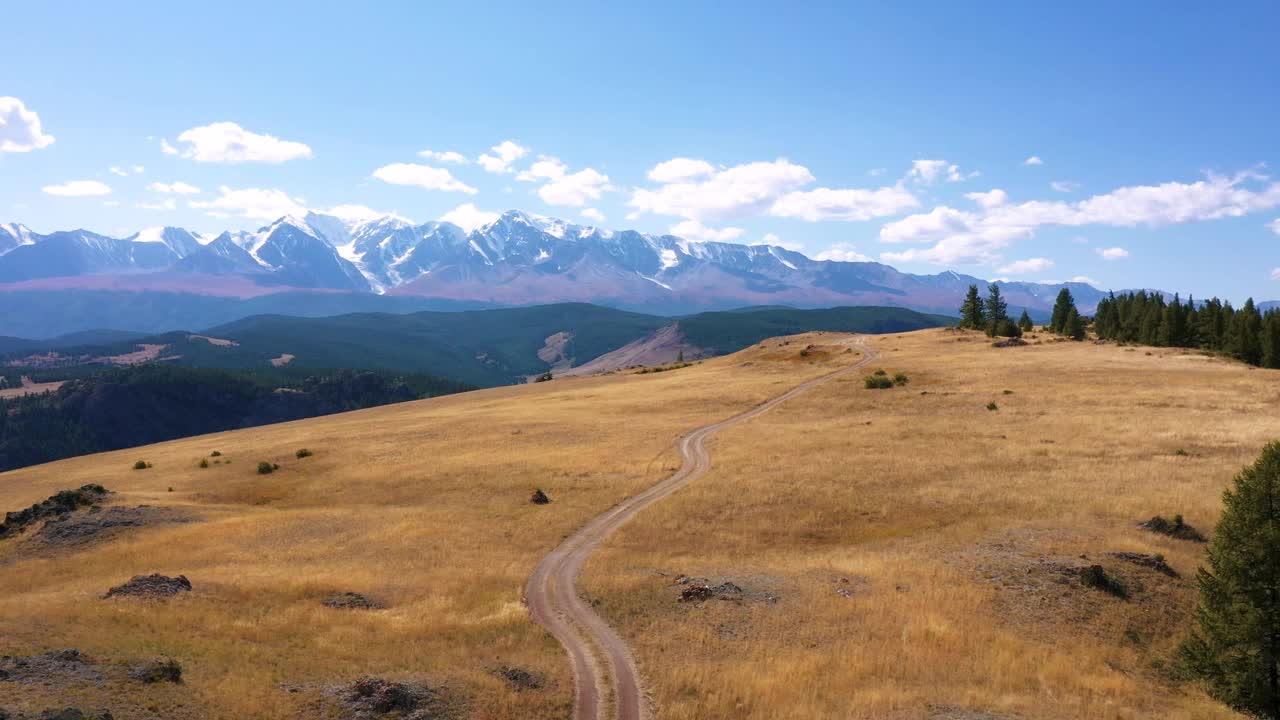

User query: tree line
[958,284,1084,340]
[1094,291,1280,368]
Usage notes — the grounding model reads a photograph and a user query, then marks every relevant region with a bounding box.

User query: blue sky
[3,1,1278,300]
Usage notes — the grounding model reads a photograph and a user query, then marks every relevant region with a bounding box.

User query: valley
[0,328,1270,719]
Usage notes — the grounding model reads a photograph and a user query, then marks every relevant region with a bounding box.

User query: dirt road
[526,337,880,720]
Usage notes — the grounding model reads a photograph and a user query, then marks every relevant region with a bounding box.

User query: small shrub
[198,458,209,469]
[1175,448,1189,457]
[131,658,182,684]
[530,489,551,505]
[799,348,811,357]
[534,370,553,382]
[167,486,174,492]
[257,461,276,475]
[873,369,887,377]
[296,448,313,459]
[1080,564,1128,599]
[864,375,894,389]
[892,372,909,386]
[986,401,999,411]
[1002,389,1015,395]
[210,451,222,457]
[133,460,151,470]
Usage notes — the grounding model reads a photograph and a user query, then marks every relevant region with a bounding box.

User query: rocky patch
[320,677,454,719]
[0,485,109,539]
[529,489,550,505]
[102,574,191,600]
[493,665,542,691]
[128,659,182,684]
[323,592,384,610]
[673,575,778,604]
[0,709,115,720]
[1138,515,1206,542]
[31,505,186,550]
[0,650,105,686]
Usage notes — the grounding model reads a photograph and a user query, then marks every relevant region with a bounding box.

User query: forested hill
[0,365,471,472]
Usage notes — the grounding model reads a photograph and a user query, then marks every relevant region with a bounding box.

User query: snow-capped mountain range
[0,210,1111,315]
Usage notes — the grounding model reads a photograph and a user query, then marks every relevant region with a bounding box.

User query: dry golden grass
[0,337,850,719]
[583,330,1272,720]
[1,328,1270,719]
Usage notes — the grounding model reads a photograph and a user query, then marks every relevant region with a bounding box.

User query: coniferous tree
[1050,288,1076,334]
[958,285,985,330]
[985,284,1009,337]
[1182,443,1280,718]
[1064,307,1085,341]
[1264,311,1280,370]
[1017,309,1034,333]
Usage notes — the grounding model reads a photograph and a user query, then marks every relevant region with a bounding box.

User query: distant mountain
[0,211,1118,325]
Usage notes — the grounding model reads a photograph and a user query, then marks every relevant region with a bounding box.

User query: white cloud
[42,180,112,197]
[439,203,498,231]
[815,242,873,262]
[101,200,120,207]
[1070,276,1100,286]
[477,140,528,174]
[880,169,1280,265]
[581,207,606,222]
[137,199,177,211]
[174,122,313,163]
[372,163,477,194]
[754,233,804,252]
[771,186,920,221]
[1271,268,1280,281]
[323,204,412,224]
[909,159,978,184]
[630,159,814,222]
[1269,218,1280,234]
[1097,247,1129,260]
[997,257,1054,275]
[1051,180,1080,193]
[111,165,146,176]
[670,219,744,242]
[1023,156,1044,166]
[964,189,1008,209]
[133,165,145,174]
[160,139,178,155]
[516,156,611,206]
[417,149,468,164]
[0,97,54,152]
[868,168,887,177]
[109,167,128,177]
[189,186,306,221]
[148,181,201,195]
[647,158,716,183]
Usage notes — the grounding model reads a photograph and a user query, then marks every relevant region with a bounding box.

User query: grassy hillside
[0,328,1266,719]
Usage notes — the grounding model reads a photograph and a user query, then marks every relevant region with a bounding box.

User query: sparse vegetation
[892,372,909,386]
[296,448,313,459]
[210,450,222,457]
[257,461,277,475]
[986,401,998,411]
[864,374,894,389]
[199,458,209,468]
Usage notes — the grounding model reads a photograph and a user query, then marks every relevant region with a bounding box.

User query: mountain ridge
[1,210,1119,318]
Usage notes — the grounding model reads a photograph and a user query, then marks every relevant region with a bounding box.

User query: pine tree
[984,284,1009,337]
[1064,307,1085,340]
[1181,443,1280,718]
[1264,311,1280,370]
[958,285,985,330]
[1017,309,1034,333]
[1050,288,1076,334]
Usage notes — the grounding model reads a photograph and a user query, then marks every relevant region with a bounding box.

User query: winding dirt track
[526,337,879,720]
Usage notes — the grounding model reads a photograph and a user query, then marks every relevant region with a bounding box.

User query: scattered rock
[330,677,449,718]
[37,710,114,720]
[1138,515,1206,542]
[0,650,105,685]
[529,489,550,505]
[676,578,761,604]
[32,506,185,549]
[992,337,1028,348]
[494,665,542,690]
[1079,565,1128,599]
[929,707,1014,720]
[324,592,384,610]
[129,659,182,684]
[103,574,191,600]
[1110,552,1179,578]
[0,485,109,539]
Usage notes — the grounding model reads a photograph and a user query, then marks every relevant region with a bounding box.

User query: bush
[257,461,276,475]
[210,451,222,457]
[534,371,553,383]
[892,372,909,386]
[1002,389,1015,395]
[296,448,313,459]
[198,458,209,469]
[986,401,999,411]
[873,369,887,377]
[133,460,150,470]
[1080,564,1127,598]
[864,375,894,389]
[131,658,182,684]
